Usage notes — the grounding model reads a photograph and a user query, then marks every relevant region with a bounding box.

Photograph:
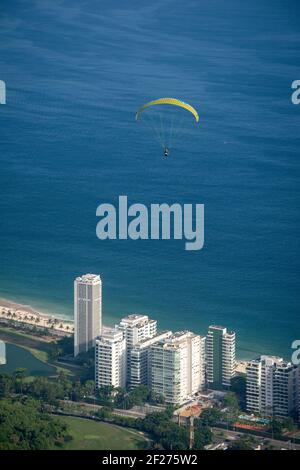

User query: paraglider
[135,98,199,157]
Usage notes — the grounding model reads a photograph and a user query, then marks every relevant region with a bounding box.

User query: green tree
[271,418,284,439]
[71,381,85,402]
[199,407,222,426]
[283,417,296,432]
[13,368,27,394]
[96,385,115,407]
[0,397,71,450]
[148,390,165,404]
[56,335,73,356]
[129,385,149,406]
[0,374,13,398]
[228,437,254,450]
[95,406,113,420]
[224,392,239,419]
[231,375,246,410]
[194,425,212,449]
[84,380,95,397]
[159,422,189,450]
[28,376,64,405]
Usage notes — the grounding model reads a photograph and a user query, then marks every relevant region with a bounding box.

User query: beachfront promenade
[0,299,74,336]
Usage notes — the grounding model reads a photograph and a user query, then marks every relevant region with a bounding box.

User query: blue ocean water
[0,0,299,359]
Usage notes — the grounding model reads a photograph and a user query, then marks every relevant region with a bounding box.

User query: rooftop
[152,330,203,349]
[75,273,101,284]
[133,330,172,349]
[96,327,123,342]
[208,325,235,336]
[119,314,156,328]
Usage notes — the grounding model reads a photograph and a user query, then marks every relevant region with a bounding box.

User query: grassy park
[59,416,148,450]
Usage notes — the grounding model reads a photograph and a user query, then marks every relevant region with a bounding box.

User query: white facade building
[246,355,299,418]
[74,274,102,356]
[95,327,126,389]
[117,314,157,384]
[206,325,236,388]
[150,331,206,405]
[118,314,157,348]
[129,331,173,389]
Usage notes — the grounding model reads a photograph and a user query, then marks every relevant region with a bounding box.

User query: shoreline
[0,296,250,373]
[0,297,258,372]
[0,297,74,335]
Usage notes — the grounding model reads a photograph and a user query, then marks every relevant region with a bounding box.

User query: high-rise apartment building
[150,331,206,405]
[117,314,157,384]
[246,355,277,416]
[129,331,173,389]
[246,355,299,418]
[74,274,102,356]
[95,327,126,389]
[206,325,236,389]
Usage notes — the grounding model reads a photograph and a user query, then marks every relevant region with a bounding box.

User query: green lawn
[59,416,148,450]
[0,326,55,350]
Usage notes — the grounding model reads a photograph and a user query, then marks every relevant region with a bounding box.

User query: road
[212,427,300,450]
[60,399,147,419]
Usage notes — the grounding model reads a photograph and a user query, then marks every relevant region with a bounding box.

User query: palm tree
[13,368,27,394]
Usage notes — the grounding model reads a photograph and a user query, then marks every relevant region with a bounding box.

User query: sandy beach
[0,297,249,372]
[0,297,74,334]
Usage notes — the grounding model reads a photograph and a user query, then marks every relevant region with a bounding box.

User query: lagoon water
[0,0,300,358]
[0,343,55,376]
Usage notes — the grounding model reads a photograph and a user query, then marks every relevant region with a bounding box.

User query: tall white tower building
[74,274,102,356]
[95,327,126,389]
[150,331,206,405]
[206,325,236,389]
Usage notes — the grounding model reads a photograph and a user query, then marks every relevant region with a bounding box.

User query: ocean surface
[0,0,299,359]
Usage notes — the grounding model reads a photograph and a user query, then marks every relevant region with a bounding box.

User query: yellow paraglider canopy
[135,98,199,122]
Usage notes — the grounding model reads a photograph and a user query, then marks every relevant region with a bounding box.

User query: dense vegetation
[96,384,165,409]
[0,369,95,404]
[0,370,213,450]
[0,397,70,450]
[94,406,213,450]
[0,369,164,408]
[230,375,247,411]
[1,349,296,451]
[136,408,212,450]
